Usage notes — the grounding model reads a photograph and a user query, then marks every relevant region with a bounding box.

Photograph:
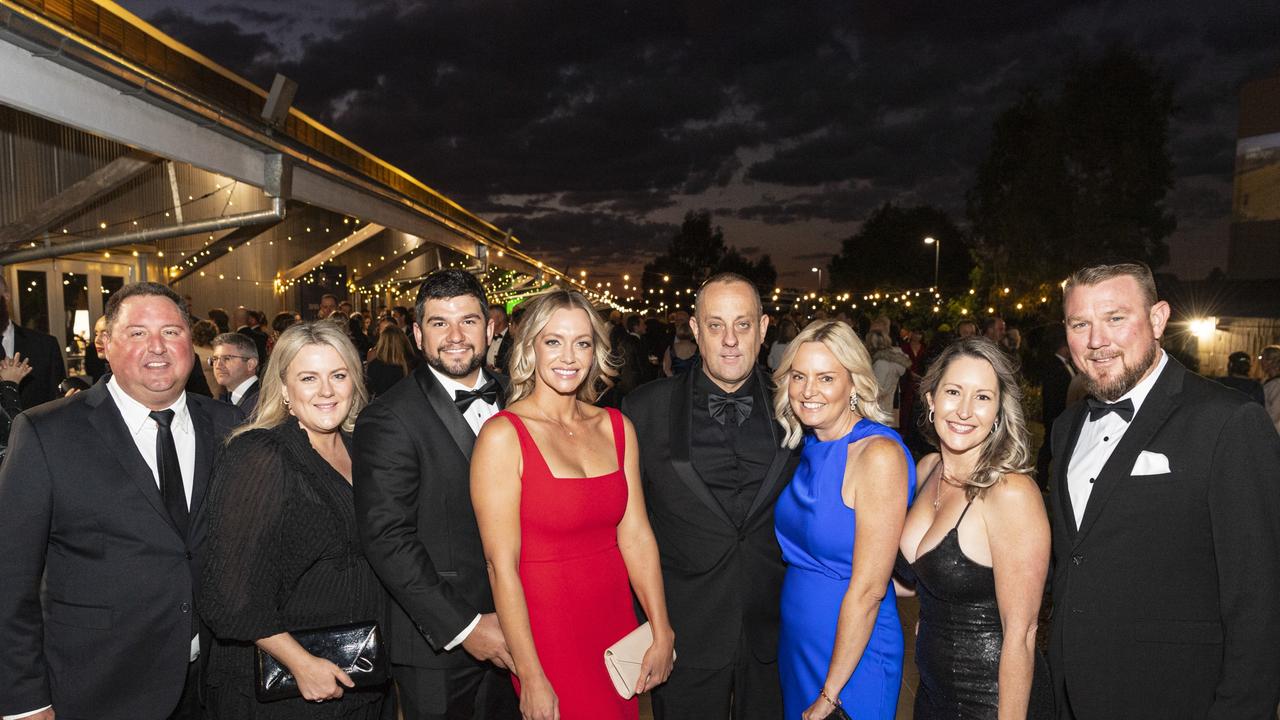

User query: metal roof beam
[278,222,384,282]
[167,219,284,285]
[0,149,159,249]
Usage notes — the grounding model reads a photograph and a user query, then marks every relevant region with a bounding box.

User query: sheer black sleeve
[200,430,291,642]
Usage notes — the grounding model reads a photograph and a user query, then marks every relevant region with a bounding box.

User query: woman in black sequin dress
[896,337,1053,719]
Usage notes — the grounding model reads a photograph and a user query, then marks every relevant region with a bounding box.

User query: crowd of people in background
[1,262,1280,720]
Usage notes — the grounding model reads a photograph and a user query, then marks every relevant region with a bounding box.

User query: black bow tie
[708,392,753,426]
[454,378,501,413]
[1087,397,1135,423]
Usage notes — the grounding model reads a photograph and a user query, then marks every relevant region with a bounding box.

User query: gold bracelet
[818,687,841,709]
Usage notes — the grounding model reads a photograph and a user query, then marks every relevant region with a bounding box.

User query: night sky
[117,0,1280,287]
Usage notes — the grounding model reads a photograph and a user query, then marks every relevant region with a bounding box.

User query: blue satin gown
[775,419,916,719]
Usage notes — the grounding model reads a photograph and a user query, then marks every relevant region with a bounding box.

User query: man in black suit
[0,282,242,720]
[1035,325,1075,489]
[354,269,518,720]
[485,304,511,374]
[232,306,269,365]
[623,272,798,719]
[209,332,260,414]
[0,272,67,409]
[1049,262,1280,719]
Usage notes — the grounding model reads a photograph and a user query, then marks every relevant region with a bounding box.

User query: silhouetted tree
[967,45,1176,285]
[828,203,971,292]
[641,211,776,307]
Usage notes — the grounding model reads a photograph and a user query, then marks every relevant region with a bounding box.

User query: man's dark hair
[208,307,230,333]
[626,314,642,332]
[321,293,339,304]
[489,304,508,319]
[104,282,189,331]
[414,269,488,326]
[511,306,527,324]
[211,331,259,361]
[982,316,1004,334]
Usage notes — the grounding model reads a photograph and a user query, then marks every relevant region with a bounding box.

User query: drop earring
[928,408,935,423]
[849,392,860,411]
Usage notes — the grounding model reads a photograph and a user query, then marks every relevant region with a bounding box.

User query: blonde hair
[230,321,369,440]
[917,336,1033,500]
[507,290,619,404]
[771,319,892,449]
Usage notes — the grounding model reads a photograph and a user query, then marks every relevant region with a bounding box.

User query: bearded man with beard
[0,272,65,409]
[352,269,519,720]
[1047,262,1280,720]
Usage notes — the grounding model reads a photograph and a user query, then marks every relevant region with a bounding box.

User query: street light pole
[924,236,939,289]
[811,266,822,293]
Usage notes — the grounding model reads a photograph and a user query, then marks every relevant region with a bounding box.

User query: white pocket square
[1131,450,1171,476]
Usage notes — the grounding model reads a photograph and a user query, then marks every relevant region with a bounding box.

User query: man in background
[210,332,260,415]
[0,271,65,409]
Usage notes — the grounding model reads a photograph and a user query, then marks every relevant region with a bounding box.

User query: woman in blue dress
[772,320,916,719]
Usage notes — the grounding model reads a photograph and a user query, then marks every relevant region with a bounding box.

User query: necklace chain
[538,408,577,437]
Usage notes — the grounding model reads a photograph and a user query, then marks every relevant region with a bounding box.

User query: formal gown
[496,408,638,719]
[775,419,916,719]
[907,499,1055,719]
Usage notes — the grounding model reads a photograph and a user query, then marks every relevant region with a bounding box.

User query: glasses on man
[208,355,251,367]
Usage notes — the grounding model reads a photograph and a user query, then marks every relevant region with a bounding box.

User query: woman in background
[772,320,915,719]
[897,336,1052,719]
[364,324,416,397]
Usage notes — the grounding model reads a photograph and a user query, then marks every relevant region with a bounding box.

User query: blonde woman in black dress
[202,322,385,718]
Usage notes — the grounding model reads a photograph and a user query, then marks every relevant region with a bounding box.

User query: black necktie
[454,378,501,413]
[1086,397,1135,423]
[708,393,753,426]
[149,410,189,537]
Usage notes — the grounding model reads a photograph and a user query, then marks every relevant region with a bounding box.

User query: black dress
[201,422,387,719]
[907,500,1054,719]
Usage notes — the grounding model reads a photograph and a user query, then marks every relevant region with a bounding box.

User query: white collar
[231,375,258,402]
[427,365,489,395]
[107,375,191,435]
[1,322,12,345]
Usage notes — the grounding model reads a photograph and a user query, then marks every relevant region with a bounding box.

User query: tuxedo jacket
[353,365,507,670]
[1048,356,1280,719]
[0,382,242,720]
[622,364,799,668]
[233,379,260,415]
[13,324,67,409]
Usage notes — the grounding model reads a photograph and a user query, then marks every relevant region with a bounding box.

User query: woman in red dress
[472,291,675,720]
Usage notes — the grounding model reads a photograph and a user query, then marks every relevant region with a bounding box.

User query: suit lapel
[669,368,735,528]
[86,384,180,536]
[1073,359,1184,547]
[415,365,477,459]
[1054,403,1089,536]
[745,366,792,522]
[187,398,215,522]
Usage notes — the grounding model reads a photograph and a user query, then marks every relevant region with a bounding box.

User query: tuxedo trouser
[168,660,202,720]
[392,662,519,720]
[650,629,783,720]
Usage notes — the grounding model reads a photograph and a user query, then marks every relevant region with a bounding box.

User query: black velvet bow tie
[708,392,753,426]
[454,378,500,413]
[1086,397,1134,423]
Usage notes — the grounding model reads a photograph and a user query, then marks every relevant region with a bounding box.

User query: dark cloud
[130,0,1280,280]
[488,210,675,271]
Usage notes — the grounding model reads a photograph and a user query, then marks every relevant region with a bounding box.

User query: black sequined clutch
[254,620,387,702]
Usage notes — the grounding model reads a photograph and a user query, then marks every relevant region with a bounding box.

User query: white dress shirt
[1067,350,1169,528]
[0,321,13,359]
[486,331,504,369]
[108,377,200,663]
[426,365,499,649]
[230,375,258,405]
[7,382,201,719]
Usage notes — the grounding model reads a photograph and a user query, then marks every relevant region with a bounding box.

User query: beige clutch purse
[603,622,675,699]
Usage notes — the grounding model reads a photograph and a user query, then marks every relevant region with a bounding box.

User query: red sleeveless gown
[495,408,639,719]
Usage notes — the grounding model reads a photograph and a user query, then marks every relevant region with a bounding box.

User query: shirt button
[180,602,191,613]
[1103,436,1110,442]
[1089,477,1095,484]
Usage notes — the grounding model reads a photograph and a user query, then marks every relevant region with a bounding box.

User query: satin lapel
[1054,403,1089,536]
[746,366,791,522]
[86,385,178,535]
[669,368,734,528]
[187,398,215,522]
[415,366,476,459]
[1073,360,1184,547]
